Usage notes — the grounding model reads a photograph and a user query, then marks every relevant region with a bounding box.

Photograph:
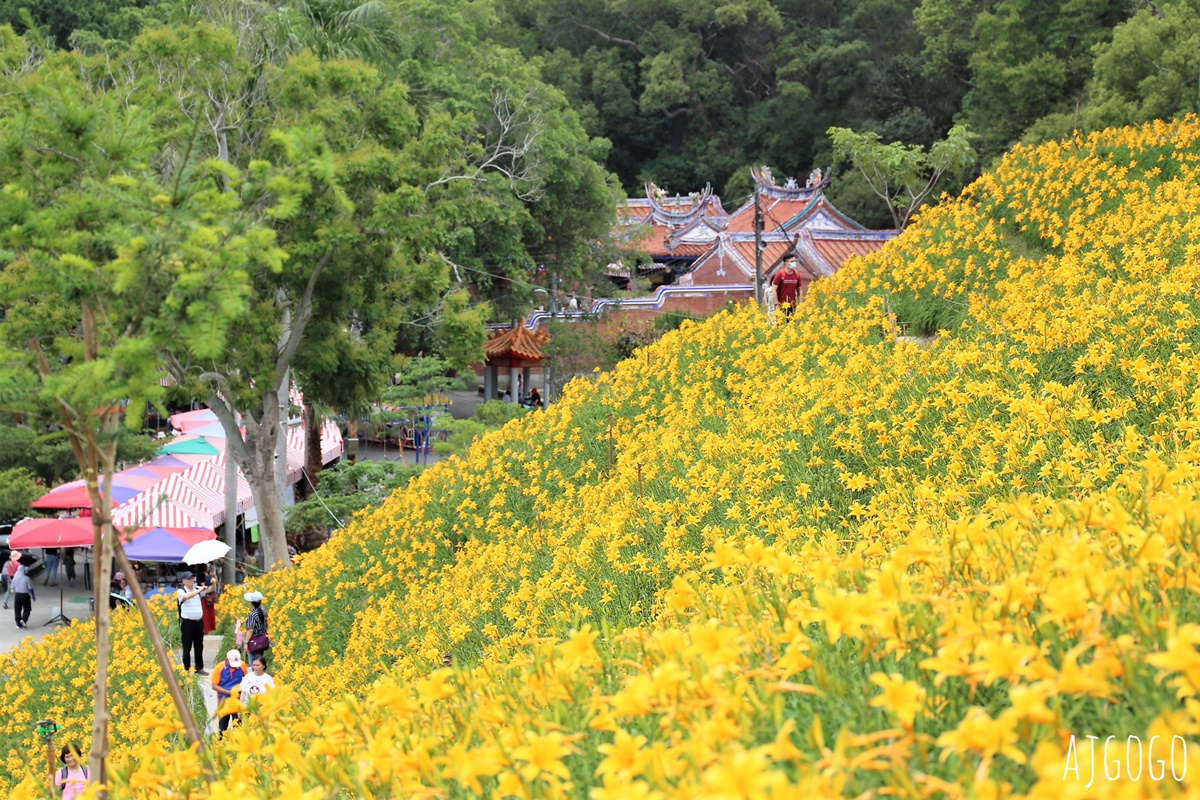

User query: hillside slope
[6,118,1200,797]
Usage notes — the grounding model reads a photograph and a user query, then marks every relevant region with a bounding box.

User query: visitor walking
[43,547,60,587]
[239,655,276,708]
[11,561,32,628]
[770,260,805,317]
[53,744,89,799]
[212,650,247,735]
[244,591,270,660]
[1,550,18,609]
[176,571,210,675]
[62,548,76,587]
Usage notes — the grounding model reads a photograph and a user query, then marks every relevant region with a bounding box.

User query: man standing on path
[176,572,210,675]
[770,259,805,318]
[11,560,32,628]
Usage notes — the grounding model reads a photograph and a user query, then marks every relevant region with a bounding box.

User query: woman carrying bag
[244,591,270,659]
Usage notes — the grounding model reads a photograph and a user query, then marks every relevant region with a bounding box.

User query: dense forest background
[491,0,1198,226]
[4,0,1198,232]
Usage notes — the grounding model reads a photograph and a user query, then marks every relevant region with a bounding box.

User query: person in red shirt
[770,260,805,317]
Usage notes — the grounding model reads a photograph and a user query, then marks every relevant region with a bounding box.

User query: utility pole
[753,181,764,306]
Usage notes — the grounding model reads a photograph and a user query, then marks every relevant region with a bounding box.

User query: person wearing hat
[211,649,247,735]
[243,591,270,659]
[3,550,21,610]
[770,259,806,318]
[175,571,211,675]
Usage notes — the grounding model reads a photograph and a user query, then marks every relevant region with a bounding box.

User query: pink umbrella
[31,482,140,509]
[10,517,96,548]
[168,409,218,433]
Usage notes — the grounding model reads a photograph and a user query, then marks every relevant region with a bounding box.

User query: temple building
[614,182,728,287]
[617,167,898,297]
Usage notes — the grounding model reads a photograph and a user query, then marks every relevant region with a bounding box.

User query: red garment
[202,601,217,634]
[771,269,804,304]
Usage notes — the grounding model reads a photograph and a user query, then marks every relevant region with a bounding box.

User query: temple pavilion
[482,325,551,400]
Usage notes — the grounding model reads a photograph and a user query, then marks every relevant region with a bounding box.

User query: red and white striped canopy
[112,474,216,531]
[184,456,255,520]
[320,418,345,464]
[286,425,306,484]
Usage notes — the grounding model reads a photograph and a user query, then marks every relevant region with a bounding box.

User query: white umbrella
[182,540,232,565]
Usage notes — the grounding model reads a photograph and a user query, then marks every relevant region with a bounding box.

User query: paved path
[0,579,94,655]
[178,634,225,736]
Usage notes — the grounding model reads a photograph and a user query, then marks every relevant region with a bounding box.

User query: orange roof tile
[809,238,891,270]
[723,198,816,234]
[484,326,551,361]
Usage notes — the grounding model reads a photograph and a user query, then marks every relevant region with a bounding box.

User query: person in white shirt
[175,572,210,675]
[239,655,276,707]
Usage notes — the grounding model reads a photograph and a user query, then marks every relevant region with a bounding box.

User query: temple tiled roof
[809,236,892,270]
[484,325,551,361]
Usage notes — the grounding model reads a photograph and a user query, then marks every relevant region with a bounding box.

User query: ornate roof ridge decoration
[644,182,724,226]
[751,165,831,201]
[484,325,551,361]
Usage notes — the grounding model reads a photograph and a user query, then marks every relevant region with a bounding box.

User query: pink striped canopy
[320,418,345,463]
[112,474,216,531]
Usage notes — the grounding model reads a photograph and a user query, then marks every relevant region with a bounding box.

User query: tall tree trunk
[303,403,323,498]
[207,391,292,571]
[87,447,116,791]
[243,413,290,571]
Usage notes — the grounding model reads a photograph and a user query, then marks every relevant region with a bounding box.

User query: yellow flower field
[5,118,1200,797]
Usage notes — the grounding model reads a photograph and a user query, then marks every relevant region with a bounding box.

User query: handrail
[488,284,754,331]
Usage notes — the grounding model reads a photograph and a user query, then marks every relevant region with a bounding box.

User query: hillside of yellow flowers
[6,117,1200,798]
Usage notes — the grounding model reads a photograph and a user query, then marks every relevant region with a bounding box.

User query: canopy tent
[9,518,215,563]
[32,480,141,510]
[286,426,305,484]
[155,436,221,456]
[112,475,218,530]
[202,455,255,513]
[123,527,215,562]
[145,455,194,471]
[320,418,345,464]
[168,408,218,433]
[122,466,165,480]
[169,457,253,528]
[10,517,95,548]
[187,421,232,439]
[113,475,161,491]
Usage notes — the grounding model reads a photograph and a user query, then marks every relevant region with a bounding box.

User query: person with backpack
[176,571,211,675]
[53,743,88,799]
[212,649,247,735]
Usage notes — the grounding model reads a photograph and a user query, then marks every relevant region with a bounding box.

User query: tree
[133,28,480,569]
[0,0,164,48]
[915,0,1133,158]
[0,467,39,521]
[0,32,288,781]
[827,123,976,230]
[1086,0,1200,129]
[285,458,421,541]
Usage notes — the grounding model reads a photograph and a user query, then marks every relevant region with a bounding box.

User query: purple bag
[247,632,270,652]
